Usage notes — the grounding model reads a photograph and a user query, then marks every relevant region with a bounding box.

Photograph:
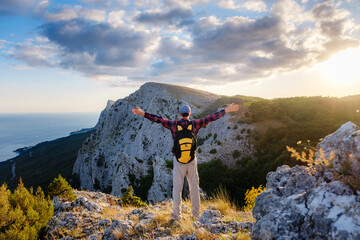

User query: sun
[322,47,360,85]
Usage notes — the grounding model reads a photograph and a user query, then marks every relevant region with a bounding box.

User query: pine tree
[119,185,147,207]
[47,174,76,201]
[0,178,53,240]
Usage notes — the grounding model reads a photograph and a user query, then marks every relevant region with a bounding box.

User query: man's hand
[225,103,239,113]
[132,106,145,116]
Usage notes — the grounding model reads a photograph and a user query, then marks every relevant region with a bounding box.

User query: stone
[102,220,134,239]
[316,121,360,174]
[252,122,360,240]
[199,208,223,225]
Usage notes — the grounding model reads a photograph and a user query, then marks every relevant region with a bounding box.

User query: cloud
[135,7,194,26]
[44,5,107,23]
[0,0,37,16]
[0,40,12,48]
[6,0,360,86]
[46,7,78,22]
[219,0,267,12]
[79,0,128,8]
[149,0,359,83]
[108,10,126,27]
[41,19,156,67]
[79,8,106,22]
[9,43,58,67]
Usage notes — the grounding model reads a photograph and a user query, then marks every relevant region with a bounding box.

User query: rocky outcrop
[44,190,253,239]
[73,82,255,201]
[252,122,360,240]
[316,121,360,174]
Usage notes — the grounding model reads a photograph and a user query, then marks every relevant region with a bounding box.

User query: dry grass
[153,210,172,228]
[195,228,217,240]
[200,187,255,223]
[56,227,87,239]
[102,206,123,219]
[101,204,138,220]
[97,188,254,239]
[128,214,140,226]
[176,215,196,235]
[112,228,125,240]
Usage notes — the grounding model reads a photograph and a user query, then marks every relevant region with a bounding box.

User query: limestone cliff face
[73,82,255,201]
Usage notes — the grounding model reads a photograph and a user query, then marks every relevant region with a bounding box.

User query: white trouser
[172,156,200,220]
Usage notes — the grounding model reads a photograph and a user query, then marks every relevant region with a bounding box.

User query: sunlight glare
[322,48,360,85]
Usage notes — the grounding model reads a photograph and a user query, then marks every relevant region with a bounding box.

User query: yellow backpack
[174,122,197,164]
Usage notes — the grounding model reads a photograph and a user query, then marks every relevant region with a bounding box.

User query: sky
[0,0,360,113]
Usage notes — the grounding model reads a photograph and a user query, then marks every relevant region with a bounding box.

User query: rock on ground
[45,190,253,240]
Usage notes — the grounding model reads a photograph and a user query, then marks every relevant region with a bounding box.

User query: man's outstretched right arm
[131,106,174,130]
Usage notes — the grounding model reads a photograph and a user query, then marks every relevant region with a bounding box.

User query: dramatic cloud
[5,0,360,85]
[38,19,158,79]
[150,0,359,83]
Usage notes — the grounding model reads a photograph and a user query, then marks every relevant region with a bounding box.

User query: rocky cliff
[73,82,255,201]
[252,122,360,239]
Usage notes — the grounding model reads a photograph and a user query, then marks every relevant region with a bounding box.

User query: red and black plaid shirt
[144,109,226,154]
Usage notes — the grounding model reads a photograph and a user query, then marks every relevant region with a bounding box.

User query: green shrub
[135,157,144,163]
[165,159,173,169]
[118,186,147,208]
[0,179,54,240]
[209,149,217,154]
[198,148,202,153]
[47,174,76,201]
[232,150,241,158]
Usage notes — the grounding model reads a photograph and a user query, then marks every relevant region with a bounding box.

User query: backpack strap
[177,121,192,132]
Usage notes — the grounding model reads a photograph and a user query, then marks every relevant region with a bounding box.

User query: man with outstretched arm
[131,103,239,221]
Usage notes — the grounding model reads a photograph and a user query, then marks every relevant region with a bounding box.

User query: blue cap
[180,105,191,115]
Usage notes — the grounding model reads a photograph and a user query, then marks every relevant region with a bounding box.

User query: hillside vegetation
[197,95,360,206]
[0,131,94,190]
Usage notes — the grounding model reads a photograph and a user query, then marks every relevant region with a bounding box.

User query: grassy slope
[0,131,94,190]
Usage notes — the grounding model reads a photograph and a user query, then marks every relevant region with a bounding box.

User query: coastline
[0,112,99,163]
[7,127,95,163]
[0,129,95,191]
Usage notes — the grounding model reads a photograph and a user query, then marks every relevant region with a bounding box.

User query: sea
[0,112,99,162]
